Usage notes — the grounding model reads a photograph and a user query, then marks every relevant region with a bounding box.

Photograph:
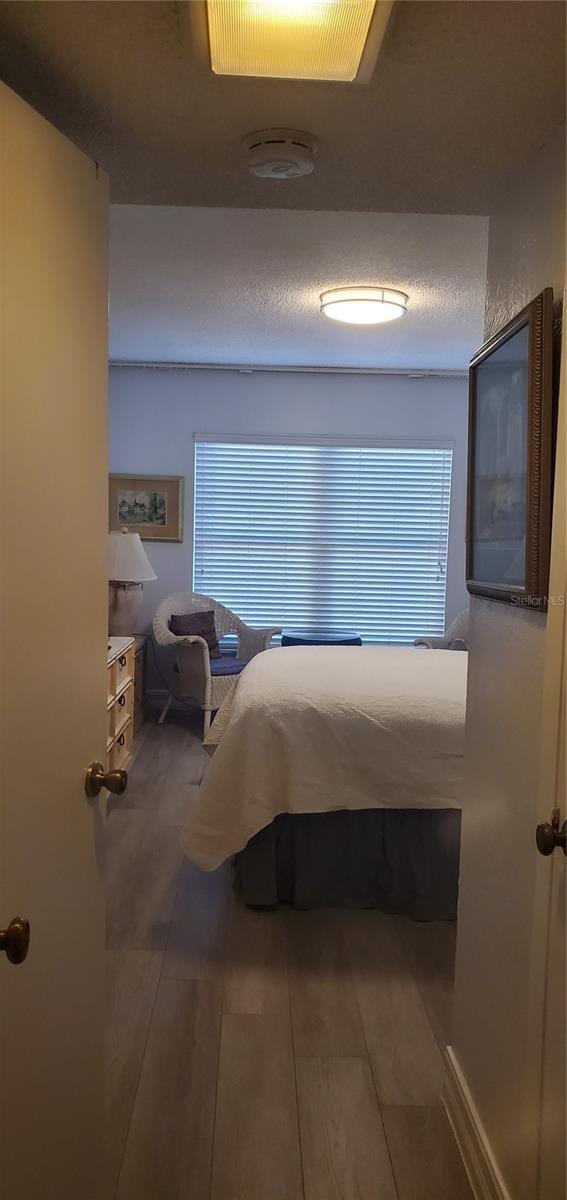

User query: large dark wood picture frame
[466,288,554,609]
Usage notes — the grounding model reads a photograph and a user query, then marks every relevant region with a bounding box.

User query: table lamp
[108,528,157,636]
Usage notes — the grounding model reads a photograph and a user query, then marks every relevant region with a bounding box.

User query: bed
[182,645,467,919]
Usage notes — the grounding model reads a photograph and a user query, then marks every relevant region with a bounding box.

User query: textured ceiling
[109,206,488,369]
[0,1,564,212]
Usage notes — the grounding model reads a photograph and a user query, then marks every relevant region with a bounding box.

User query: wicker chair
[414,607,469,650]
[153,592,281,734]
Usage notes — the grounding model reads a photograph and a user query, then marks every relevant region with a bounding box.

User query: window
[194,438,453,644]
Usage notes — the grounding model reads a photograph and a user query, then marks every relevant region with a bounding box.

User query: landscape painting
[109,474,184,542]
[117,489,167,527]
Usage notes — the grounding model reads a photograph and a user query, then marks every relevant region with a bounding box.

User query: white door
[535,380,567,1200]
[530,298,567,1200]
[452,282,566,1198]
[538,763,566,1200]
[0,83,109,1200]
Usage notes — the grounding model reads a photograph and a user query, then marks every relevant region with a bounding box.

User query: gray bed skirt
[233,808,461,921]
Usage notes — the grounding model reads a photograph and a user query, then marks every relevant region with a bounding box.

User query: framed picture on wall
[466,288,555,609]
[109,474,184,542]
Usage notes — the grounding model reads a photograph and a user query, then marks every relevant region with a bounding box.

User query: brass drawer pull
[118,654,127,668]
[118,694,126,707]
[117,734,125,747]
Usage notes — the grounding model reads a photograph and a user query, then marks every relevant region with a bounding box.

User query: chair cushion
[210,657,247,677]
[169,610,221,658]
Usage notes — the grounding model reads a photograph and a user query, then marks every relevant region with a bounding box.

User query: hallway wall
[451,121,566,1200]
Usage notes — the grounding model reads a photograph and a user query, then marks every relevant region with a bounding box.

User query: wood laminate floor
[106,714,473,1200]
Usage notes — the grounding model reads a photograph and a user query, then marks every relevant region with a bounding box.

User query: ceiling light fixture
[320,286,408,325]
[205,0,393,83]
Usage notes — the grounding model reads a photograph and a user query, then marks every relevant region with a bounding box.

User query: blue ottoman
[281,628,362,647]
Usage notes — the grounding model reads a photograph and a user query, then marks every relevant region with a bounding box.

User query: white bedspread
[182,646,468,870]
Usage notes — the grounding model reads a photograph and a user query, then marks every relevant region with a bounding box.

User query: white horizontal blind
[194,439,453,644]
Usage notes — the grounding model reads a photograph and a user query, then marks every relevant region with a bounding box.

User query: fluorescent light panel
[207,0,378,82]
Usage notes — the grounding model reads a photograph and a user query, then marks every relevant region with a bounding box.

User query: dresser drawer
[115,645,134,696]
[110,719,132,771]
[107,682,133,741]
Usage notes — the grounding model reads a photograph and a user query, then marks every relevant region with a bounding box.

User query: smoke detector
[243,129,317,180]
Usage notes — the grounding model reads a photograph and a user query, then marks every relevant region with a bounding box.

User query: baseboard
[444,1047,512,1200]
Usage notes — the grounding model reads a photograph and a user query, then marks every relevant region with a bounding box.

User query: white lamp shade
[108,530,157,583]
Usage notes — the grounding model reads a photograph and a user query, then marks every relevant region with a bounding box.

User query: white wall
[109,366,470,639]
[109,206,488,370]
[451,121,565,1200]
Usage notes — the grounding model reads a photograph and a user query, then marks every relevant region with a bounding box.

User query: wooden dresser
[107,636,135,771]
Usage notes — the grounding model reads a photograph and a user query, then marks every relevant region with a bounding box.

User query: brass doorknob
[0,917,30,965]
[85,761,128,798]
[536,808,567,856]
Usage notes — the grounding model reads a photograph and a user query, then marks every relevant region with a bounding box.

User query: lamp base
[109,582,143,636]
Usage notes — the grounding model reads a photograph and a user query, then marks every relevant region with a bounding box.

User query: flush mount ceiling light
[205,0,393,83]
[320,286,408,325]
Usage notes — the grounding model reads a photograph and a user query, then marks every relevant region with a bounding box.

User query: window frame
[193,433,455,644]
